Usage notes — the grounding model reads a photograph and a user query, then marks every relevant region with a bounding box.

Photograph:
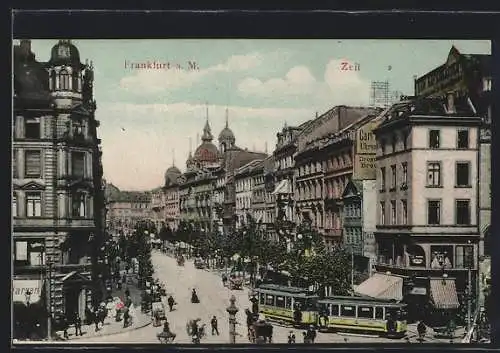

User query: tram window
[285,297,292,309]
[341,305,356,317]
[295,298,305,310]
[265,295,275,306]
[386,307,402,320]
[304,298,317,311]
[375,307,384,319]
[260,293,265,305]
[276,296,285,308]
[330,304,339,316]
[357,306,374,319]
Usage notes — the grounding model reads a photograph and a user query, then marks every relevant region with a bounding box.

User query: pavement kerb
[62,315,152,341]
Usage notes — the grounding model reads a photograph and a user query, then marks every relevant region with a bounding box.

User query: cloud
[238,66,318,97]
[119,53,263,95]
[97,102,313,190]
[237,58,370,106]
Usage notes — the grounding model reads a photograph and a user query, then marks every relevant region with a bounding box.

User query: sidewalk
[53,275,151,341]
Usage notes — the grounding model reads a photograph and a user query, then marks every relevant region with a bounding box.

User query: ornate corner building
[13,40,106,328]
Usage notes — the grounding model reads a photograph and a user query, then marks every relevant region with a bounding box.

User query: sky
[23,39,491,191]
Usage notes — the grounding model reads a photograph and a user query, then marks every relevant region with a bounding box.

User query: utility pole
[351,246,355,296]
[467,264,472,333]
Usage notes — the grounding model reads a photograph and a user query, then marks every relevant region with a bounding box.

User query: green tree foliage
[282,224,351,296]
[132,221,154,287]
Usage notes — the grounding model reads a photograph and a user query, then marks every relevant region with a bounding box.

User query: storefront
[60,271,92,321]
[12,279,47,340]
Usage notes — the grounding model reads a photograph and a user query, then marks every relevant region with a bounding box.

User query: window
[401,162,408,187]
[341,305,356,317]
[285,297,292,309]
[401,200,407,225]
[457,130,469,149]
[375,307,384,319]
[456,200,471,225]
[60,69,70,90]
[25,150,42,178]
[456,245,474,269]
[25,117,41,139]
[72,151,85,178]
[429,129,440,148]
[330,304,339,316]
[456,162,470,187]
[265,294,275,306]
[427,162,441,187]
[380,167,386,190]
[12,194,17,217]
[391,165,397,189]
[380,201,386,225]
[357,306,374,319]
[12,149,17,178]
[14,240,45,265]
[26,192,42,217]
[427,200,441,225]
[275,296,285,308]
[390,200,397,225]
[72,193,86,217]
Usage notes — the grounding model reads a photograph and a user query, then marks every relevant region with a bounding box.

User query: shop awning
[430,278,460,309]
[12,279,44,304]
[354,273,403,301]
[271,180,290,195]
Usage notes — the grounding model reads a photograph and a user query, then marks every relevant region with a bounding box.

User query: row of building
[121,46,491,316]
[12,39,107,330]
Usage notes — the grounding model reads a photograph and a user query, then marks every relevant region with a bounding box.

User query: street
[72,250,462,344]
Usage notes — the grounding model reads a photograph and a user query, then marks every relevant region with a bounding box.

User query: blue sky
[23,39,491,190]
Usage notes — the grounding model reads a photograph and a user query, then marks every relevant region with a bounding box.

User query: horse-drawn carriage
[152,302,166,326]
[248,320,274,343]
[177,255,185,266]
[228,272,244,290]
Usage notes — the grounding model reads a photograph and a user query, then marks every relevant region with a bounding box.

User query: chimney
[446,92,456,114]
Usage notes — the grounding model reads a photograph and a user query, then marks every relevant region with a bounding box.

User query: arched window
[59,69,70,90]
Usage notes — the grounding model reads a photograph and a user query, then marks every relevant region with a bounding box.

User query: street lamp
[226,295,239,344]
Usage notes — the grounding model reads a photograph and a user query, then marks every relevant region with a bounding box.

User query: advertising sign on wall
[353,121,378,180]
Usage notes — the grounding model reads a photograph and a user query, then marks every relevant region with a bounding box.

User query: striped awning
[430,278,460,309]
[355,273,403,301]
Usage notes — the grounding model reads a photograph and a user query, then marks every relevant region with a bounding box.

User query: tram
[254,284,318,327]
[316,296,407,338]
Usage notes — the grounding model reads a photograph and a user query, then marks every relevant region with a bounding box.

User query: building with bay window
[13,39,105,336]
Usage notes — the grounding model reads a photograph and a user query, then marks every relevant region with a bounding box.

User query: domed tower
[165,150,182,186]
[218,108,236,153]
[47,40,91,105]
[193,111,219,167]
[186,137,195,170]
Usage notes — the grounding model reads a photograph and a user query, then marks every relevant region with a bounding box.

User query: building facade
[163,165,182,231]
[414,46,491,305]
[372,96,481,319]
[105,185,152,238]
[234,159,263,228]
[13,39,105,326]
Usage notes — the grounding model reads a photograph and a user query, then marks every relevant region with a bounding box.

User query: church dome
[164,166,181,187]
[49,39,81,66]
[218,126,235,141]
[194,142,219,163]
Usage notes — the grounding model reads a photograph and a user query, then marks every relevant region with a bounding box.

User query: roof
[49,39,84,68]
[234,159,264,177]
[256,283,315,295]
[13,41,53,107]
[107,188,151,203]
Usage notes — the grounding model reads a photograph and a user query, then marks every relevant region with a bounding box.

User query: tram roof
[256,284,315,295]
[319,296,405,307]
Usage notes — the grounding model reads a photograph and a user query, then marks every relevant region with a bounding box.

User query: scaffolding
[370,81,390,108]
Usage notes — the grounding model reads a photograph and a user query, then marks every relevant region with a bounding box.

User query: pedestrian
[93,307,100,332]
[211,316,219,335]
[287,331,296,344]
[74,313,82,336]
[61,314,69,339]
